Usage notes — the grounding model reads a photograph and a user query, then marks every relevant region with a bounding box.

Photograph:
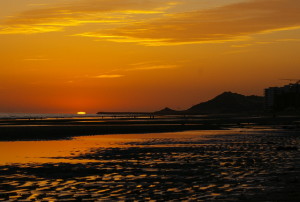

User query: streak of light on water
[0,128,281,165]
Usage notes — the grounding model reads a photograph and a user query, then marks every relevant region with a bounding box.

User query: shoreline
[0,124,222,141]
[0,128,299,201]
[0,115,299,141]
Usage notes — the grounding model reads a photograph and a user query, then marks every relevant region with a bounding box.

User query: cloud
[276,38,300,42]
[0,0,173,34]
[3,0,300,46]
[94,74,124,78]
[76,0,300,45]
[89,63,176,79]
[128,64,178,71]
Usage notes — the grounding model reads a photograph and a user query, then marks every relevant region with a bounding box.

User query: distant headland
[98,82,300,115]
[98,91,264,115]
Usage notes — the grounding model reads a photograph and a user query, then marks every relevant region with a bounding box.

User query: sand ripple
[0,131,299,201]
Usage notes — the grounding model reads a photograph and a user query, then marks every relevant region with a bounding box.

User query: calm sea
[0,113,100,119]
[0,113,155,119]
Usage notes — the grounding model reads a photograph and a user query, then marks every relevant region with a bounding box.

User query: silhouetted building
[265,83,300,111]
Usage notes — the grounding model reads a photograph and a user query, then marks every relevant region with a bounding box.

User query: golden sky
[1,0,300,113]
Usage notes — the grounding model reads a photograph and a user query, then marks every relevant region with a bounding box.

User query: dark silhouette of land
[154,107,179,115]
[0,92,299,201]
[153,91,264,115]
[0,124,218,141]
[0,91,299,141]
[185,91,264,114]
[0,114,300,141]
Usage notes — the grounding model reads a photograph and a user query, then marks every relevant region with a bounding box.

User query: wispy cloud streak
[0,0,173,34]
[77,0,300,45]
[2,0,300,46]
[94,74,124,78]
[128,64,177,71]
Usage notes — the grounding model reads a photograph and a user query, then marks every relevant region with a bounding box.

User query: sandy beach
[0,118,299,201]
[2,0,300,200]
[0,114,299,141]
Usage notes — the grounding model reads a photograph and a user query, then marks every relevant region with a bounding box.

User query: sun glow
[77,112,86,115]
[1,0,300,113]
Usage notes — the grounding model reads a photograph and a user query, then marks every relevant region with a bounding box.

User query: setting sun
[0,0,299,200]
[0,0,300,114]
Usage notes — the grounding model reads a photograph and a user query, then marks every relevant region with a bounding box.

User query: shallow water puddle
[0,128,298,201]
[0,130,232,164]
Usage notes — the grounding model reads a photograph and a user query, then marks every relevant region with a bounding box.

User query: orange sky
[1,0,300,113]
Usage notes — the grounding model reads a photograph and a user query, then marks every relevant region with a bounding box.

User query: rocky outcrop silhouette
[154,92,263,115]
[185,92,263,114]
[154,107,180,115]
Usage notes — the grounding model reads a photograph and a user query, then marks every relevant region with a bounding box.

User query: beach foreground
[0,114,300,141]
[0,128,299,201]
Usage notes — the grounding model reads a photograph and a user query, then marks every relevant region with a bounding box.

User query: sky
[1,0,300,113]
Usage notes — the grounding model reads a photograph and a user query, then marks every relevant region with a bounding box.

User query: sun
[77,112,86,115]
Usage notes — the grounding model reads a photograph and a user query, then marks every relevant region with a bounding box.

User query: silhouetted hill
[154,107,180,115]
[185,92,264,114]
[97,92,264,115]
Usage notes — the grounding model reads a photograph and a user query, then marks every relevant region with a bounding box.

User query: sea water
[0,113,100,119]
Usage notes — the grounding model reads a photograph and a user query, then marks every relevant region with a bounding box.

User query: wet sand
[0,114,300,141]
[0,128,299,201]
[0,116,221,141]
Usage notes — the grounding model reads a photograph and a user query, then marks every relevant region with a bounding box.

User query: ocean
[0,113,100,119]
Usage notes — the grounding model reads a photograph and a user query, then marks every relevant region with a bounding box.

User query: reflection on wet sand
[0,129,299,201]
[0,130,222,164]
